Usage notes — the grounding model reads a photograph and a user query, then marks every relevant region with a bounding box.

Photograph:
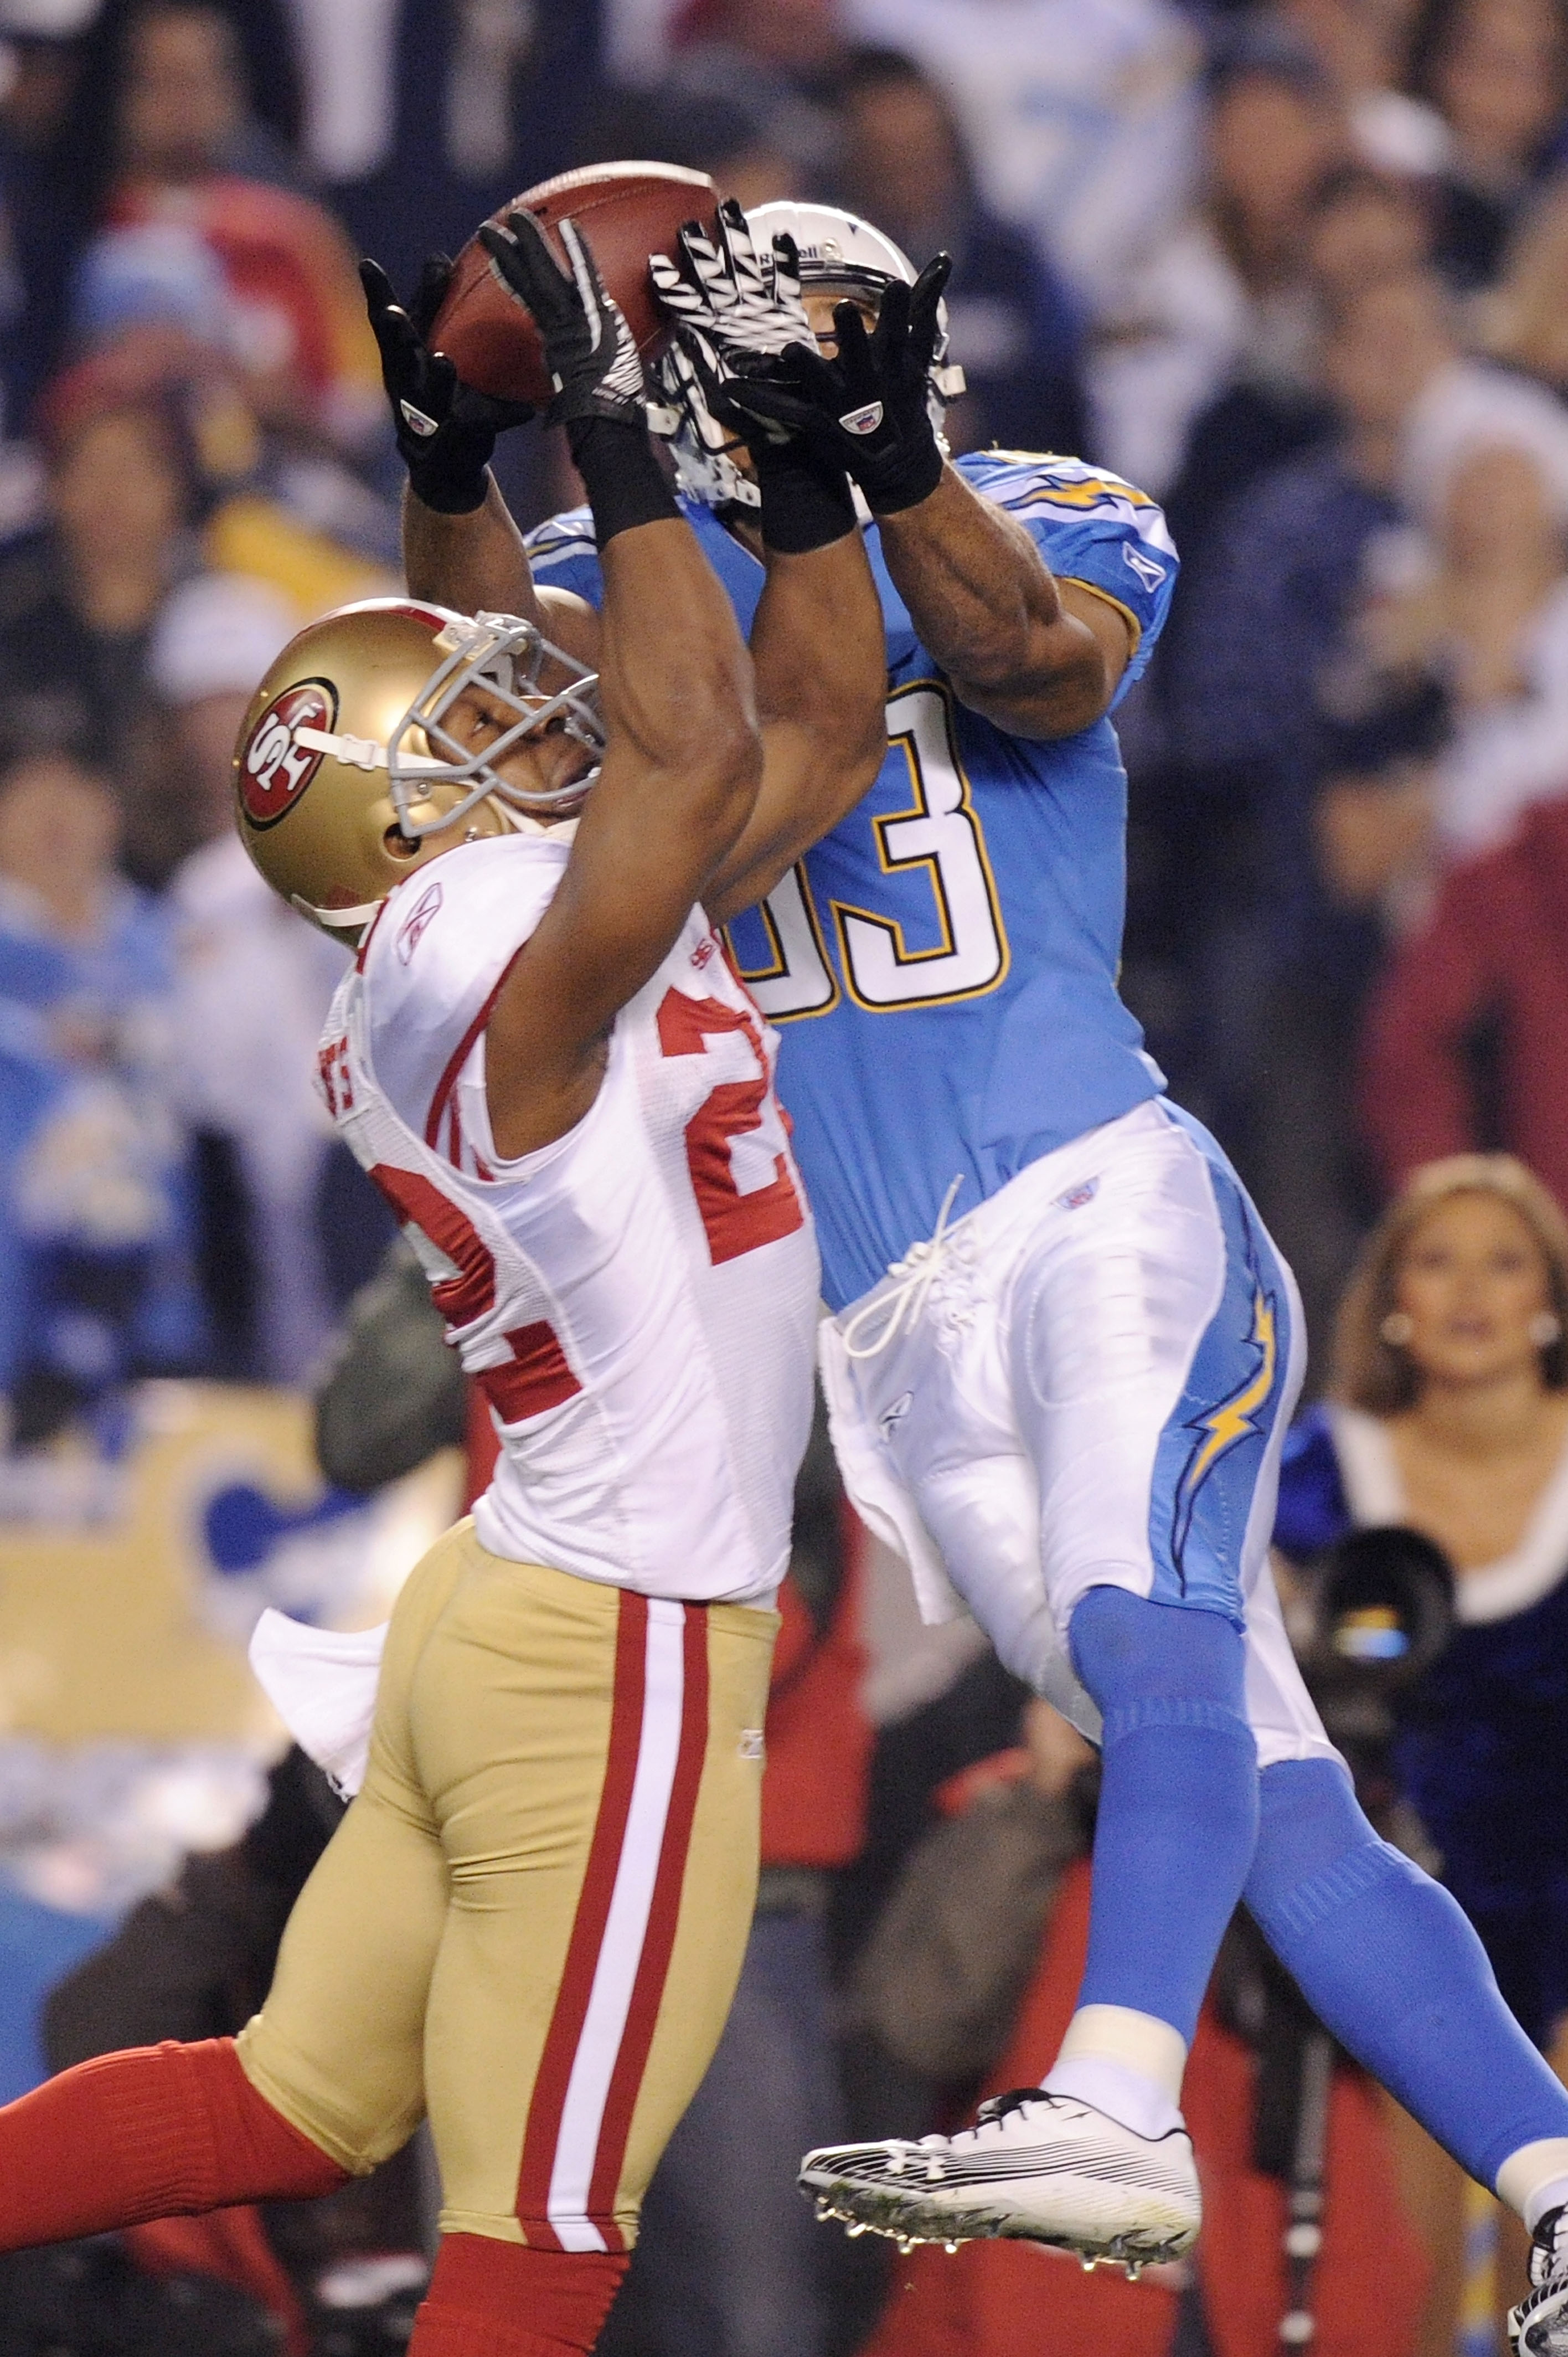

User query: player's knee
[1244,1755,1401,1942]
[1068,1584,1247,1727]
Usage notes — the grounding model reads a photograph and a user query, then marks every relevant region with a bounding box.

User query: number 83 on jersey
[726,681,1010,1021]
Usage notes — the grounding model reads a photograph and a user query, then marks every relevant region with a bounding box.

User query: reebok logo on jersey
[1123,543,1167,593]
[1053,1179,1098,1212]
[397,880,443,965]
[839,400,884,437]
[739,1728,765,1761]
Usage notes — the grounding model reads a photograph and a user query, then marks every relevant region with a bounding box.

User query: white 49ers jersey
[316,833,819,1607]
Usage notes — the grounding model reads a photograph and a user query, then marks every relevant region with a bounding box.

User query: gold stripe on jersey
[1059,576,1145,660]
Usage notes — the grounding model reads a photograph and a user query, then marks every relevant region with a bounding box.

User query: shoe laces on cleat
[974,2087,1060,2130]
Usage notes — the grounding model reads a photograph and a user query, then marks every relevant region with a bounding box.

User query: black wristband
[405,450,491,515]
[567,416,680,547]
[863,426,945,517]
[755,442,858,555]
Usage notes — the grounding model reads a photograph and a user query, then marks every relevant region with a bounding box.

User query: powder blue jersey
[526,450,1177,1311]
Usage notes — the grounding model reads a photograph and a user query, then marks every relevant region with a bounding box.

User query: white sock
[1498,2140,1568,2234]
[1040,2004,1187,2142]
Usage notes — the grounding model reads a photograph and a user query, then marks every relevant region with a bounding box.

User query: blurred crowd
[8,0,1568,2352]
[3,0,1568,1418]
[7,0,1568,1413]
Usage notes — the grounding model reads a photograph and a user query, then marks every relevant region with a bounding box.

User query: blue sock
[1246,1757,1568,2188]
[1069,1587,1259,2047]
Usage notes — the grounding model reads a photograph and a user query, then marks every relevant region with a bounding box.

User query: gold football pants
[235,1520,777,2251]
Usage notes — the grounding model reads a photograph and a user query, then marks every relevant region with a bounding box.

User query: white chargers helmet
[652,200,966,514]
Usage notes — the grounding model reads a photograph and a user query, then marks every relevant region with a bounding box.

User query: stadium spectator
[1274,1154,1568,2318]
[0,363,195,888]
[0,0,99,438]
[1358,798,1568,1212]
[1160,163,1430,583]
[839,0,1203,342]
[1318,438,1568,913]
[1407,0,1568,289]
[1481,163,1568,393]
[827,45,1086,462]
[1089,28,1346,495]
[0,743,197,1442]
[1152,272,1419,1347]
[59,0,382,451]
[1156,264,1568,1351]
[1284,0,1453,176]
[55,325,393,606]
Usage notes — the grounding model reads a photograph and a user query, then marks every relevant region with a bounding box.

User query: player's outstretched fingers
[478,211,575,330]
[906,254,953,367]
[409,253,456,341]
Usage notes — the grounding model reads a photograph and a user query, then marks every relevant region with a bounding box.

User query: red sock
[408,2234,628,2357]
[0,2039,348,2250]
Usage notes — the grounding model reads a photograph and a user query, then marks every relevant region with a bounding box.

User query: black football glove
[477,210,647,430]
[359,254,534,515]
[729,253,953,515]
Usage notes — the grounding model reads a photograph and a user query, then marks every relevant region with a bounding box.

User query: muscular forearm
[876,466,1111,738]
[751,534,885,769]
[402,477,537,619]
[704,532,887,922]
[599,520,757,811]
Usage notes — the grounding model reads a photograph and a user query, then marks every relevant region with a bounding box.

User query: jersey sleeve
[524,505,606,609]
[361,840,565,1155]
[958,451,1179,708]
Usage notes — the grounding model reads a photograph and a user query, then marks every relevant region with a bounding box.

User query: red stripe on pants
[514,1592,648,2246]
[586,1604,710,2248]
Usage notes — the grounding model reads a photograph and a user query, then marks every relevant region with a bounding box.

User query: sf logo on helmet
[240,682,338,827]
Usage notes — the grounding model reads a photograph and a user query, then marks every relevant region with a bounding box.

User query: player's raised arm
[467,213,761,1159]
[360,252,599,666]
[644,213,887,922]
[703,508,885,923]
[734,269,1131,742]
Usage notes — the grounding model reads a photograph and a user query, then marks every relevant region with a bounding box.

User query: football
[428,161,722,406]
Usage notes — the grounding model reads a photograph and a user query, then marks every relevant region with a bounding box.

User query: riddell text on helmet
[240,681,338,827]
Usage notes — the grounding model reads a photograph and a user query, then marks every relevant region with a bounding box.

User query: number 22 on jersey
[730,680,1010,1021]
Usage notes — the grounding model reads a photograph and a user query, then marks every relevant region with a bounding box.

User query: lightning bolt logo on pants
[1171,1286,1278,1568]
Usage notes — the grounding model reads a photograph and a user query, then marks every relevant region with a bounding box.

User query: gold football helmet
[233,597,604,939]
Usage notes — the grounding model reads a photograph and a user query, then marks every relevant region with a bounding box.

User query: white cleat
[799,2088,1201,2274]
[1512,2206,1568,2355]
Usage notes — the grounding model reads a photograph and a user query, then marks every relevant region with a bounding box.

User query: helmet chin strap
[291,725,443,775]
[291,892,383,936]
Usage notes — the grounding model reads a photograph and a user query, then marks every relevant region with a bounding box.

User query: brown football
[428,162,721,406]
